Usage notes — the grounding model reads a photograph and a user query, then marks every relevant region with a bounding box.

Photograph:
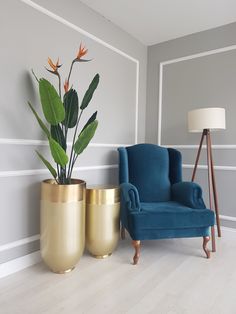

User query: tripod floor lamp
[188,108,226,252]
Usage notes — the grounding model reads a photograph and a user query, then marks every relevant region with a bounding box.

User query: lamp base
[191,129,221,251]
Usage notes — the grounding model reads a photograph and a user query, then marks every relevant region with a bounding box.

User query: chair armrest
[120,183,141,212]
[171,181,206,209]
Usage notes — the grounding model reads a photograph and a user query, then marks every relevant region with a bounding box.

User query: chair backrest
[118,144,173,202]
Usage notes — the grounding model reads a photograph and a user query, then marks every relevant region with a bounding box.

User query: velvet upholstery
[126,144,171,202]
[168,148,182,184]
[171,182,206,209]
[118,144,215,241]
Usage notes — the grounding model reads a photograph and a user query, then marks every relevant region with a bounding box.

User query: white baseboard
[0,235,40,253]
[0,251,41,279]
[221,226,236,233]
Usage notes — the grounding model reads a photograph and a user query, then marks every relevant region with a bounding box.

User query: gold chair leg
[132,240,141,265]
[203,236,211,259]
[121,226,126,240]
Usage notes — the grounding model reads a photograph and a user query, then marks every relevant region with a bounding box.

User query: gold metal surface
[41,179,85,203]
[86,186,120,205]
[54,267,75,274]
[40,179,86,273]
[93,253,112,259]
[86,186,120,257]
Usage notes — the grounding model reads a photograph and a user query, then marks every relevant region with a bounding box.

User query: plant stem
[57,73,65,145]
[67,59,76,84]
[67,110,83,179]
[69,153,78,178]
[56,72,66,184]
[57,73,62,99]
[68,153,76,178]
[53,124,64,183]
[59,59,78,182]
[65,58,80,180]
[60,166,66,184]
[56,164,60,183]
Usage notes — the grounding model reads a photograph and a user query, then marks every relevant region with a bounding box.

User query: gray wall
[146,22,236,228]
[0,0,147,263]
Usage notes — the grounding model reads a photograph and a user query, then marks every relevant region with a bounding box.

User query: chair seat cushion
[128,201,215,230]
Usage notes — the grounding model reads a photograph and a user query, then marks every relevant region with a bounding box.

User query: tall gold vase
[40,179,86,273]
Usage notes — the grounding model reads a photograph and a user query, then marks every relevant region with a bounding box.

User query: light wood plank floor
[1,228,236,314]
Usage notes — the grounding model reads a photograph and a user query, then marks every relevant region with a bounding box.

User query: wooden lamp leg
[192,129,206,182]
[203,236,211,258]
[206,130,216,252]
[192,129,220,252]
[208,132,221,237]
[132,240,141,265]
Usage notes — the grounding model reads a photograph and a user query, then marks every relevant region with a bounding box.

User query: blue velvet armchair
[118,144,215,264]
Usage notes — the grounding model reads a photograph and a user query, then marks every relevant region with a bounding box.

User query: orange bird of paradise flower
[46,57,62,74]
[76,44,88,60]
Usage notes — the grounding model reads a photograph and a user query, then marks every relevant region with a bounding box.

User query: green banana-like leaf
[28,101,50,138]
[49,138,68,167]
[80,74,99,110]
[74,120,98,155]
[36,151,57,179]
[51,124,66,150]
[39,78,65,125]
[62,89,78,128]
[80,111,97,134]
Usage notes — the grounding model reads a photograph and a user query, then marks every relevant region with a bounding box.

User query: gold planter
[40,179,86,273]
[86,186,120,258]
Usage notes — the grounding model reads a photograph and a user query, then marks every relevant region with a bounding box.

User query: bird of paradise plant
[28,44,99,184]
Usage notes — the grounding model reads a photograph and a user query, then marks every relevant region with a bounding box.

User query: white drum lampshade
[188,107,226,133]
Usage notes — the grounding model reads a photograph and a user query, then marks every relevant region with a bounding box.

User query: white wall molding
[165,144,236,150]
[0,164,118,178]
[89,143,131,148]
[161,45,236,66]
[0,251,41,279]
[220,215,236,222]
[134,62,139,144]
[0,235,40,253]
[21,0,138,63]
[158,44,236,146]
[157,60,163,146]
[20,0,139,145]
[0,138,132,148]
[182,164,236,171]
[0,139,49,146]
